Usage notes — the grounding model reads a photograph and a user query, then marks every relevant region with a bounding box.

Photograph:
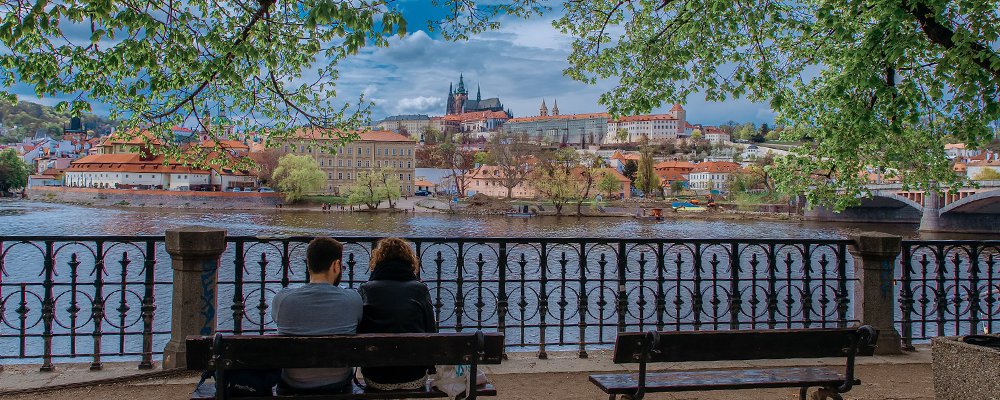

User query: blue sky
[10,3,777,127]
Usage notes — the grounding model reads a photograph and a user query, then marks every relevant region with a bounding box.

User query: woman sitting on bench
[358,237,438,391]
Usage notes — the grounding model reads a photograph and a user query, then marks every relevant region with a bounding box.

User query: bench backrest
[186,332,504,370]
[612,327,877,364]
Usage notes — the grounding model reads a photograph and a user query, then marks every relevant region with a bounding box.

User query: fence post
[162,227,227,369]
[849,232,902,354]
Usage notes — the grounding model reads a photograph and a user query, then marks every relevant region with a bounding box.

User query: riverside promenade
[1,348,934,400]
[1,230,995,399]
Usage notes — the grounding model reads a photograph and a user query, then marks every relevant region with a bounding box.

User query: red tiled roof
[289,128,414,143]
[68,154,209,174]
[654,160,695,170]
[656,169,689,183]
[442,110,509,122]
[691,161,741,173]
[506,112,609,123]
[611,113,678,123]
[199,140,249,150]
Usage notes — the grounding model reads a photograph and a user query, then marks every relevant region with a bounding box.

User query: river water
[3,199,991,239]
[1,199,997,363]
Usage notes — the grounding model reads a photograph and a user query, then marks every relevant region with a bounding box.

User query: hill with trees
[0,100,114,142]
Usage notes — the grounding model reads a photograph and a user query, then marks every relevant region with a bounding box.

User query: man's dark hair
[306,237,343,274]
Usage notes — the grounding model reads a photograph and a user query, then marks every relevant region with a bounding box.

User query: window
[365,160,370,167]
[392,148,396,156]
[357,160,362,167]
[407,161,412,169]
[338,172,343,179]
[299,145,305,152]
[347,173,352,180]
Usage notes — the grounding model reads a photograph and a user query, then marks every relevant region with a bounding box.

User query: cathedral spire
[477,84,481,101]
[457,74,467,94]
[539,99,548,117]
[449,82,453,95]
[552,99,559,116]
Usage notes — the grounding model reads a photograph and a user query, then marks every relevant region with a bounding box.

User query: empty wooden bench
[186,331,503,400]
[590,325,878,400]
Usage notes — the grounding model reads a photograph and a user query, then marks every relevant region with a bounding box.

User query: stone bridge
[804,181,1000,232]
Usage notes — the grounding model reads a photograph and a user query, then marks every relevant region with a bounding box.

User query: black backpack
[197,369,282,397]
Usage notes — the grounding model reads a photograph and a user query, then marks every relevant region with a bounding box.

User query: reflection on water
[0,199,997,239]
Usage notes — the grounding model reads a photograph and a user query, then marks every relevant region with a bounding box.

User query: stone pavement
[1,346,932,396]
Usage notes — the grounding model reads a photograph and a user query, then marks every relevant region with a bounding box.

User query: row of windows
[316,159,413,169]
[286,144,414,157]
[325,173,413,181]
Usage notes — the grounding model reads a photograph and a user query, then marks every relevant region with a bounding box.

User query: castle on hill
[446,74,512,117]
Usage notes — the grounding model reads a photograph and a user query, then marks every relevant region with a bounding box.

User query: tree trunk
[507,186,513,199]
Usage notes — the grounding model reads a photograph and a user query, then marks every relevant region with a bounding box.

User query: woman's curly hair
[369,237,420,274]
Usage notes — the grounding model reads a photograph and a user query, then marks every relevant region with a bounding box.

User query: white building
[604,104,687,144]
[687,161,742,193]
[64,153,254,190]
[703,127,732,144]
[945,143,982,160]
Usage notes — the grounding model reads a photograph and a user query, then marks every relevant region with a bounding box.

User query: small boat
[672,201,707,212]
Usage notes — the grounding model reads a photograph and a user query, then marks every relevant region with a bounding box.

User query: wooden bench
[589,325,878,400]
[186,331,503,400]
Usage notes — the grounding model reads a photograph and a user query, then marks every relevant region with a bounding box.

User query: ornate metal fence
[218,237,856,356]
[0,236,169,370]
[898,240,1000,347]
[1,235,856,366]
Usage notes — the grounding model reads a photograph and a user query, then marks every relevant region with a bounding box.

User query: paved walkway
[1,347,934,399]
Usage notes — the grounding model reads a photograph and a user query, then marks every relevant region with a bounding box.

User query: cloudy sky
[9,4,776,127]
[336,8,777,126]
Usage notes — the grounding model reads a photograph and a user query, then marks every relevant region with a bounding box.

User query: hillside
[0,99,115,142]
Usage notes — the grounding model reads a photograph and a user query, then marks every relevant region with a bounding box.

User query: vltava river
[2,199,992,239]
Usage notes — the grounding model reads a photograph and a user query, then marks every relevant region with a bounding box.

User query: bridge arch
[940,189,1000,214]
[863,192,924,212]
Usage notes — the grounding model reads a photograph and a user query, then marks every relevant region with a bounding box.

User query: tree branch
[143,0,276,120]
[904,1,1000,80]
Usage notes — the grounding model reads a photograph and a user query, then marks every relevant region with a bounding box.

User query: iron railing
[0,236,169,370]
[898,240,1000,347]
[218,237,856,356]
[1,235,857,366]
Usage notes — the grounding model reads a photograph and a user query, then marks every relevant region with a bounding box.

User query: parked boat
[672,201,707,212]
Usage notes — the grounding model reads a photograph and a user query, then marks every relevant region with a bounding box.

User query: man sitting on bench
[271,237,363,394]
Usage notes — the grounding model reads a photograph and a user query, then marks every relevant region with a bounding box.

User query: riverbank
[23,187,803,223]
[27,187,283,210]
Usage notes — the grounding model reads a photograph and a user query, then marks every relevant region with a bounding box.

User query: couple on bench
[271,236,436,394]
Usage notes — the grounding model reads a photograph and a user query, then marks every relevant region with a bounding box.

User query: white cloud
[394,96,444,115]
[6,12,775,127]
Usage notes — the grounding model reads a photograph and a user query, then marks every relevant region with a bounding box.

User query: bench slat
[186,333,504,370]
[589,367,851,394]
[190,381,497,400]
[612,328,874,363]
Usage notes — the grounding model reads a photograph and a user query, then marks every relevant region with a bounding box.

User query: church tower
[539,99,548,117]
[552,99,560,116]
[446,82,455,114]
[451,74,469,114]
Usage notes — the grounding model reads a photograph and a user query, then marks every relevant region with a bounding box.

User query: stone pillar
[919,190,942,232]
[162,227,227,369]
[850,232,903,354]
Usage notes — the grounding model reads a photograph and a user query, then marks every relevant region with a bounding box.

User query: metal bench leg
[799,387,809,400]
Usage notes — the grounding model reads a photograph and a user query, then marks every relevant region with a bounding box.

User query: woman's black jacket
[357,259,437,384]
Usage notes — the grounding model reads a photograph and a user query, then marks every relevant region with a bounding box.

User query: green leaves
[557,0,1000,209]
